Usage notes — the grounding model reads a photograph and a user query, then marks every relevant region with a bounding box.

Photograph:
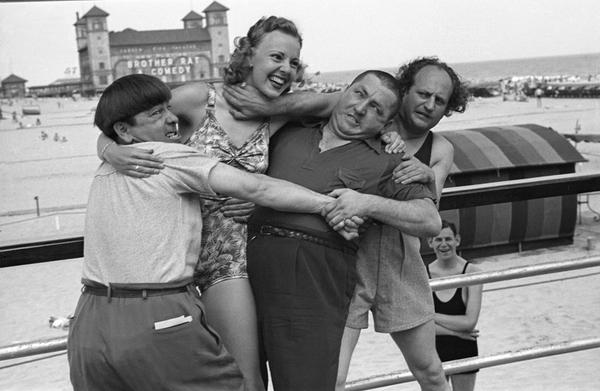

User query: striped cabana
[424,124,586,260]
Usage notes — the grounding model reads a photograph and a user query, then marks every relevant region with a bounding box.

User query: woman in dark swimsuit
[427,220,483,391]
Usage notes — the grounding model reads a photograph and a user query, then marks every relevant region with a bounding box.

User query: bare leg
[201,279,265,391]
[450,373,476,391]
[390,320,450,391]
[335,327,362,391]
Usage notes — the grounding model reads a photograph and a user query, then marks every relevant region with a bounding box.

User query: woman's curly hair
[396,57,469,116]
[223,16,303,85]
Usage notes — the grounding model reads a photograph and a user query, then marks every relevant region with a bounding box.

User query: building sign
[64,67,79,76]
[127,56,205,76]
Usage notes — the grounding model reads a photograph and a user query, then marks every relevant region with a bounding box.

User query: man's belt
[252,224,357,253]
[82,279,193,300]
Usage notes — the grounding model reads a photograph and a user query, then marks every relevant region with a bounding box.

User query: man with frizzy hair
[67,74,354,391]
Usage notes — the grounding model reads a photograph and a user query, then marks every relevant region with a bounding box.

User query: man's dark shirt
[249,122,435,233]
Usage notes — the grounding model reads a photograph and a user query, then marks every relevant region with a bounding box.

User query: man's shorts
[345,225,434,333]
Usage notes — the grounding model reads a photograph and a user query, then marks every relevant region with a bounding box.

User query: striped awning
[441,124,586,175]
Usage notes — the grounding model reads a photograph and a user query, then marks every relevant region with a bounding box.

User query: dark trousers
[247,235,357,391]
[67,281,244,391]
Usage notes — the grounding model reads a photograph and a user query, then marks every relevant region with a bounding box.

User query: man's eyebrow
[371,99,383,110]
[368,92,383,109]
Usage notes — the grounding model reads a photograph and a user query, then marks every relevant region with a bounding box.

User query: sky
[0,0,599,86]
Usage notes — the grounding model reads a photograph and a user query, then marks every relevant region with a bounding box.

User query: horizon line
[311,51,600,75]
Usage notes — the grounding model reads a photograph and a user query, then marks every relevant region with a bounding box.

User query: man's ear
[113,121,133,144]
[427,237,434,248]
[455,234,461,247]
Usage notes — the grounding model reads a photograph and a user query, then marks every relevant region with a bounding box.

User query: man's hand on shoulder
[380,131,406,154]
[393,156,435,185]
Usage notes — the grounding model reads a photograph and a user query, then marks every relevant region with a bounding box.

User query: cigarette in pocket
[154,315,192,330]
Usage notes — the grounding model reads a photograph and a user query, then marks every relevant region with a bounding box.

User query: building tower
[182,10,204,29]
[203,1,230,78]
[74,6,112,94]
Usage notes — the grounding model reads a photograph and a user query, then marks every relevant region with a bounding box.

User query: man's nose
[355,100,368,115]
[166,110,178,123]
[424,96,435,111]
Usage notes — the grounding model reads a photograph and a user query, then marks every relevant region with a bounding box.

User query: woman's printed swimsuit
[187,84,270,291]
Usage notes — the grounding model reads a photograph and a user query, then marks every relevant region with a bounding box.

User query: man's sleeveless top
[413,131,433,165]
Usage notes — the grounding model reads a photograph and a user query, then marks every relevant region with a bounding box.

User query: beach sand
[1,96,600,390]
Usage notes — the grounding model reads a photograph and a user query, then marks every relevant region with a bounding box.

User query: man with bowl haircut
[246,70,441,390]
[67,74,350,391]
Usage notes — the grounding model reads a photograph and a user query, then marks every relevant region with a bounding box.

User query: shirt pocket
[336,168,367,190]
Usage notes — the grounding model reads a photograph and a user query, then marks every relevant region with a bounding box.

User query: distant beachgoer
[499,79,506,101]
[36,118,41,126]
[535,87,543,108]
[68,73,349,391]
[53,132,59,142]
[427,220,483,391]
[40,131,48,140]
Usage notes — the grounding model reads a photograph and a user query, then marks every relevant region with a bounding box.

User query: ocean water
[310,52,600,85]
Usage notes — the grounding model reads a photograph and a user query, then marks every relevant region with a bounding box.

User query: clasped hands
[322,189,372,241]
[219,190,370,241]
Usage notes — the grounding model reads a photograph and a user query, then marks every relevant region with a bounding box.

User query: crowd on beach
[64,15,488,391]
[291,71,600,102]
[467,73,600,99]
